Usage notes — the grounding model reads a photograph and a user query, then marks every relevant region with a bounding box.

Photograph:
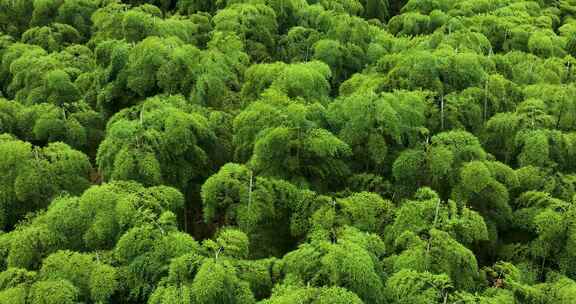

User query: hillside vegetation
[2,0,576,303]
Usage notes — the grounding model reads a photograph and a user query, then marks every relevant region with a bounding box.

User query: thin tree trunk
[440,94,445,130]
[248,170,253,208]
[483,81,488,123]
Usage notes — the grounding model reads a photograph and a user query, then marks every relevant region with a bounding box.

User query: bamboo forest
[3,0,576,303]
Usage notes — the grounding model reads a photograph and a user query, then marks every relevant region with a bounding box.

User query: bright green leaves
[29,279,79,304]
[110,148,162,186]
[313,39,363,86]
[387,229,480,290]
[388,11,448,36]
[2,0,576,302]
[192,32,250,109]
[484,96,576,171]
[148,284,195,304]
[237,97,345,190]
[386,188,488,247]
[333,192,394,233]
[509,191,576,278]
[202,163,314,256]
[202,162,395,257]
[537,276,576,302]
[281,227,386,303]
[523,84,576,131]
[380,49,489,94]
[517,130,551,168]
[311,192,394,238]
[0,0,97,38]
[211,228,250,259]
[201,163,254,226]
[191,259,256,304]
[147,232,272,303]
[251,127,351,190]
[43,69,81,107]
[150,257,258,304]
[233,91,327,162]
[242,61,331,103]
[0,268,34,303]
[1,43,84,106]
[381,188,488,291]
[213,3,278,61]
[93,33,248,112]
[0,135,91,230]
[527,30,566,58]
[328,90,428,173]
[92,3,209,44]
[385,269,452,304]
[5,225,60,270]
[278,26,321,62]
[114,225,200,301]
[54,0,98,38]
[21,24,81,52]
[39,250,118,303]
[392,148,428,193]
[0,268,36,290]
[430,130,487,165]
[97,95,217,191]
[0,181,184,272]
[124,37,187,97]
[452,160,516,228]
[393,130,487,195]
[461,161,495,193]
[0,287,27,304]
[89,264,118,302]
[262,285,364,304]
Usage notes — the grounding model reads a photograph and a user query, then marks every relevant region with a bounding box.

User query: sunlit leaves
[213,3,278,61]
[281,228,386,303]
[328,90,428,173]
[0,135,91,230]
[241,61,331,103]
[251,127,351,190]
[29,279,79,304]
[97,95,217,191]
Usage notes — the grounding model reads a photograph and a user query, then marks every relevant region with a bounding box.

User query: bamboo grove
[2,0,576,303]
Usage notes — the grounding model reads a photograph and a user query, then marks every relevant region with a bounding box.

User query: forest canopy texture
[2,0,576,303]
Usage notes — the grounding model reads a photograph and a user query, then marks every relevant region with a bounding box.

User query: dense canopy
[2,0,576,303]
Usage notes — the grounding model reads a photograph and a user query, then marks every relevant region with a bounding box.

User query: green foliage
[97,95,218,191]
[385,269,452,304]
[2,0,576,302]
[262,285,364,303]
[251,126,351,190]
[386,229,481,290]
[202,163,319,256]
[0,286,27,304]
[213,3,278,61]
[233,91,327,161]
[29,279,79,304]
[279,226,386,303]
[191,258,255,304]
[392,130,487,196]
[0,181,185,273]
[311,192,395,237]
[241,61,332,103]
[39,250,118,302]
[0,135,91,230]
[452,160,515,227]
[328,90,428,173]
[21,24,81,52]
[114,225,200,301]
[385,187,488,247]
